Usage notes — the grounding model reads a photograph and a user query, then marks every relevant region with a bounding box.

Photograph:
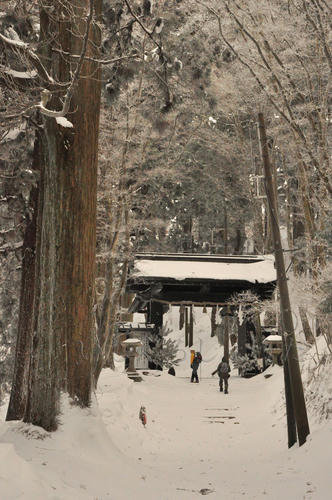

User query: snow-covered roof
[131,254,276,284]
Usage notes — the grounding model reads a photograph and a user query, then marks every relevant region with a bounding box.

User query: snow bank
[0,308,331,499]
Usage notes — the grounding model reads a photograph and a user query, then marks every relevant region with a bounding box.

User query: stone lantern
[263,334,283,365]
[121,338,143,382]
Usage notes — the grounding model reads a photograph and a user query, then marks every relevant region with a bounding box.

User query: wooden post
[211,305,217,337]
[189,305,194,347]
[179,305,185,331]
[237,318,246,376]
[185,307,189,347]
[258,112,309,446]
[148,301,163,370]
[254,313,263,360]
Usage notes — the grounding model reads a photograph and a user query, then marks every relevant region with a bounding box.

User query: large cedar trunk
[24,123,60,431]
[6,135,41,421]
[55,1,102,404]
[23,0,102,430]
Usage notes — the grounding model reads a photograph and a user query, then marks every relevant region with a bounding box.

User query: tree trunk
[58,0,101,405]
[24,123,60,431]
[24,0,102,430]
[224,206,228,254]
[298,306,314,344]
[6,134,41,421]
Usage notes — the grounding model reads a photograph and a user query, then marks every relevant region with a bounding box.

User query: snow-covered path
[1,365,331,499]
[98,368,331,499]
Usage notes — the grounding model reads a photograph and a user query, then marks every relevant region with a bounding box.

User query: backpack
[218,361,229,376]
[191,356,200,370]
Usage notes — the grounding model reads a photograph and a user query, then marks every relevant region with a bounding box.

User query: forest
[0,0,331,446]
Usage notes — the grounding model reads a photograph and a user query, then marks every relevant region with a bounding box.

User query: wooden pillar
[237,319,247,356]
[185,307,189,347]
[147,301,163,370]
[237,317,246,375]
[189,305,194,347]
[179,305,185,330]
[148,301,163,328]
[211,305,217,337]
[254,312,263,363]
[223,305,230,362]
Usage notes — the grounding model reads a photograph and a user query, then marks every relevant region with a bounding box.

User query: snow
[2,68,37,79]
[122,338,142,345]
[0,308,331,499]
[0,32,28,48]
[263,334,283,343]
[132,256,276,284]
[1,124,26,143]
[55,116,74,128]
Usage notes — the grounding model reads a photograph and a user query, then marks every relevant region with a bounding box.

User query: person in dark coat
[191,352,202,383]
[212,356,231,393]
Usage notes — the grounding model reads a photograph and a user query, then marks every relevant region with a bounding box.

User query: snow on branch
[55,116,73,128]
[0,0,95,122]
[0,32,56,86]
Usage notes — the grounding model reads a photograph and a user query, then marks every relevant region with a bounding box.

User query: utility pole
[258,113,309,446]
[224,204,228,254]
[281,319,297,448]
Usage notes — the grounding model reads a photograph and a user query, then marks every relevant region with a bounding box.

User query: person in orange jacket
[191,352,202,383]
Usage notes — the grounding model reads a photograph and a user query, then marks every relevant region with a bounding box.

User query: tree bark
[298,306,314,345]
[6,134,41,421]
[24,0,102,430]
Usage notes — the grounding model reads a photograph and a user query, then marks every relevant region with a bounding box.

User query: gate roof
[126,253,276,308]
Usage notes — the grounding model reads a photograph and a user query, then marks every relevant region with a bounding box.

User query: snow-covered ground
[0,308,331,499]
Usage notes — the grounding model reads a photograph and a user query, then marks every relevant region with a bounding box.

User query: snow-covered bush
[146,324,182,369]
[288,264,332,349]
[301,336,332,422]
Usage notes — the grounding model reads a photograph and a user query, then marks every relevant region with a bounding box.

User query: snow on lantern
[121,338,143,382]
[263,334,283,365]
